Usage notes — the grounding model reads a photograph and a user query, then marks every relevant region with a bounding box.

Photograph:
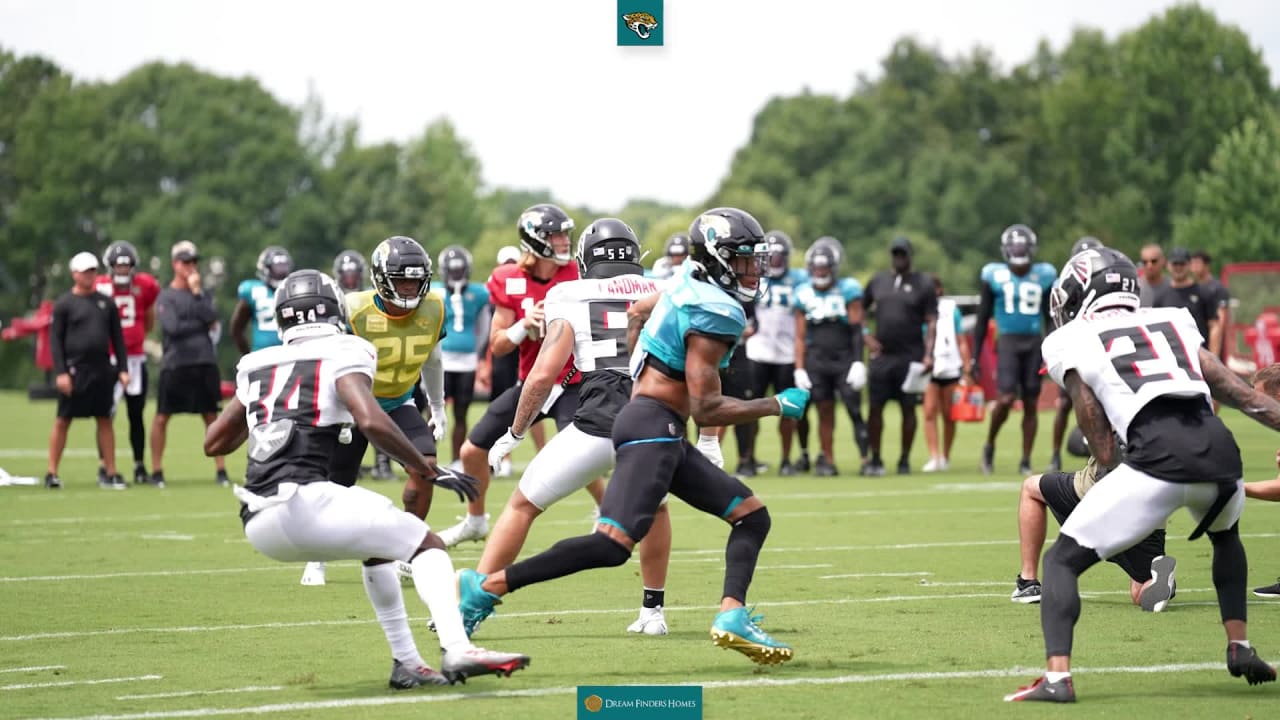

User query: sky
[1,0,1276,212]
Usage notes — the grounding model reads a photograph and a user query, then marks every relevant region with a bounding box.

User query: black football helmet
[576,218,642,279]
[688,208,768,304]
[804,243,839,291]
[370,236,433,310]
[517,204,574,265]
[102,241,141,286]
[665,233,691,261]
[1000,224,1037,269]
[1071,236,1105,257]
[332,249,366,293]
[811,236,844,268]
[1049,246,1140,328]
[256,246,294,288]
[273,269,348,343]
[764,231,793,280]
[438,245,474,290]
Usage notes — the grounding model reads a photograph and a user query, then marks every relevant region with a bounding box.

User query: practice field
[2,390,1279,719]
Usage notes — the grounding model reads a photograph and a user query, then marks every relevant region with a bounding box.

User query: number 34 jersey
[234,333,377,497]
[344,290,445,411]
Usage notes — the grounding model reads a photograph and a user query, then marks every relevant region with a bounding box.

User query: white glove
[428,403,448,442]
[489,429,523,474]
[846,361,867,391]
[696,433,724,469]
[793,368,813,391]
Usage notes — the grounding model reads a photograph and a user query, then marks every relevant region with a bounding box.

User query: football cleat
[1046,453,1062,473]
[1227,644,1277,685]
[1253,579,1280,598]
[372,454,395,481]
[149,471,166,488]
[1017,459,1033,476]
[300,562,327,586]
[388,658,449,689]
[778,460,797,477]
[216,469,230,487]
[1139,555,1177,612]
[1004,675,1075,702]
[794,452,811,473]
[438,515,490,548]
[44,473,62,490]
[710,607,793,665]
[457,569,500,638]
[980,444,994,475]
[922,457,944,473]
[860,460,886,477]
[97,465,108,486]
[133,464,148,485]
[441,646,530,684]
[627,606,669,636]
[1011,576,1042,604]
[896,459,911,476]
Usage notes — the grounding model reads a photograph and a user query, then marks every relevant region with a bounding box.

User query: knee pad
[732,506,771,539]
[1046,533,1100,575]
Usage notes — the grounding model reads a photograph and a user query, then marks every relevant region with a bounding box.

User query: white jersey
[747,269,806,365]
[1043,306,1209,440]
[544,274,662,374]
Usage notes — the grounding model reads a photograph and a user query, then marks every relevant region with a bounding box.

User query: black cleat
[1004,675,1075,702]
[1046,453,1062,473]
[860,460,886,477]
[778,460,797,477]
[896,459,911,475]
[1010,575,1042,604]
[388,658,449,689]
[97,465,108,486]
[44,473,62,489]
[109,473,127,490]
[980,444,994,475]
[149,471,166,489]
[98,472,123,490]
[734,462,756,479]
[1018,459,1033,476]
[794,453,811,473]
[133,464,148,485]
[814,459,838,477]
[215,469,230,487]
[1253,578,1280,599]
[1227,644,1277,686]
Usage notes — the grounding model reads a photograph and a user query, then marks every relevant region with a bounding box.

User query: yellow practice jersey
[344,290,445,409]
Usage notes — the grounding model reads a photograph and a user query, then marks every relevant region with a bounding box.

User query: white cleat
[627,606,669,636]
[437,514,491,548]
[300,562,327,586]
[441,645,530,684]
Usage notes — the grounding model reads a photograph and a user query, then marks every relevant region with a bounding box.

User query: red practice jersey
[486,262,581,383]
[95,272,161,356]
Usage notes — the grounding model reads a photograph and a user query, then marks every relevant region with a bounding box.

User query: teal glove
[774,387,810,419]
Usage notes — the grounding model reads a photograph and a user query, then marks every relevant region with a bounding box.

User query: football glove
[427,403,448,442]
[775,387,810,419]
[431,466,481,503]
[489,429,523,474]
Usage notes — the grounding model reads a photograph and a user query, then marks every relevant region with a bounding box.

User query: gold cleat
[710,628,795,665]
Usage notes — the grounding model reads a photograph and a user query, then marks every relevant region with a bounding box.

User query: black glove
[431,466,481,503]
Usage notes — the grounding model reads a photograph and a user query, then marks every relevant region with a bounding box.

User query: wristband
[505,323,529,345]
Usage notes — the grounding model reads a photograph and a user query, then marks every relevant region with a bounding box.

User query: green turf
[1,389,1278,719]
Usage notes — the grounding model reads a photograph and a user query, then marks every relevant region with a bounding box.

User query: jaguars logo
[622,12,658,39]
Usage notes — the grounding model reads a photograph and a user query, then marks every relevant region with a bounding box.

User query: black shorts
[1038,471,1166,584]
[930,374,960,388]
[868,353,917,408]
[808,355,855,404]
[490,351,519,401]
[574,372,632,439]
[57,364,115,419]
[600,396,754,542]
[467,381,580,450]
[330,403,437,487]
[721,346,754,401]
[996,334,1043,399]
[749,361,794,398]
[445,371,476,407]
[157,364,221,415]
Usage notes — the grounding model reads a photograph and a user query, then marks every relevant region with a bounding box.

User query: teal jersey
[436,282,490,354]
[981,261,1056,336]
[237,279,281,351]
[794,278,863,325]
[638,271,746,375]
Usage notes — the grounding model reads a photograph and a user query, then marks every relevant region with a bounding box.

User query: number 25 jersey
[344,290,445,411]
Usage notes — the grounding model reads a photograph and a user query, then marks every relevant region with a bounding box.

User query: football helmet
[804,243,839,291]
[811,236,844,268]
[1049,246,1140,328]
[332,249,366,293]
[102,241,141,286]
[1071,236,1104,257]
[576,218,642,279]
[517,204,574,265]
[1000,224,1037,269]
[764,231,793,280]
[665,233,691,260]
[688,208,768,304]
[256,246,294,288]
[273,269,348,343]
[370,236,433,310]
[438,245,474,290]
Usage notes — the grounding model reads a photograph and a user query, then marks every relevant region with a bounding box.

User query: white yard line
[5,512,226,527]
[819,572,934,579]
[24,663,1224,719]
[2,675,161,691]
[116,686,284,701]
[0,665,65,674]
[138,534,195,541]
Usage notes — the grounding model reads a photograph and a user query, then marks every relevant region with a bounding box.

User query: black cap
[1168,247,1190,264]
[890,236,912,255]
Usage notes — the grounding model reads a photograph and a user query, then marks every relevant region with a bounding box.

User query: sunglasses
[1140,259,1161,265]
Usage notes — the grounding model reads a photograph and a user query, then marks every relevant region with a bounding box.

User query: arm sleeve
[422,343,445,406]
[50,299,67,373]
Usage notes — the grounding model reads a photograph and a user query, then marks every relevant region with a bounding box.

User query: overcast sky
[1,0,1275,211]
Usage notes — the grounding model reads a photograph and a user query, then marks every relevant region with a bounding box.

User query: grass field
[2,389,1280,719]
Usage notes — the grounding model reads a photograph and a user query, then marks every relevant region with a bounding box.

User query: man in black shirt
[861,237,937,476]
[1191,250,1230,359]
[149,241,228,488]
[1153,247,1217,351]
[47,252,129,489]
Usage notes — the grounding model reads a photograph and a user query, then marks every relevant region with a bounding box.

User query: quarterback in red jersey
[95,241,161,485]
[438,204,586,547]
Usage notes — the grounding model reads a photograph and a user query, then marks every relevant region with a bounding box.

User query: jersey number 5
[371,336,434,385]
[1099,320,1201,393]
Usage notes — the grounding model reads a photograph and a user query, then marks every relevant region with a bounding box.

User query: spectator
[922,275,972,472]
[1153,247,1217,352]
[1137,243,1168,308]
[47,252,129,489]
[861,236,937,476]
[1190,250,1231,359]
[149,241,228,488]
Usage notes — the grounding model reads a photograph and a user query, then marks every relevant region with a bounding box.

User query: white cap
[497,245,522,265]
[69,252,99,273]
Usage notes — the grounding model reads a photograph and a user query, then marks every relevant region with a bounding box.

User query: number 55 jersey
[344,290,445,411]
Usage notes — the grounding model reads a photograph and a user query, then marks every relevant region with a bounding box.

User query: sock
[410,549,470,652]
[1045,671,1071,683]
[1231,640,1252,649]
[361,563,426,667]
[642,588,665,609]
[467,513,487,527]
[723,509,771,603]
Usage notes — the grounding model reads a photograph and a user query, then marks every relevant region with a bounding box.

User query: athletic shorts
[157,364,221,415]
[750,361,794,398]
[868,353,917,409]
[720,346,754,401]
[444,370,476,408]
[467,381,580,450]
[57,364,115,419]
[329,402,437,487]
[996,334,1043,399]
[490,351,519,401]
[243,481,427,563]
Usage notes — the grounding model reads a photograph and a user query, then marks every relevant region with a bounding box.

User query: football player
[1005,247,1279,702]
[231,246,293,354]
[972,224,1056,475]
[332,249,367,293]
[204,269,528,688]
[455,208,809,665]
[94,241,160,486]
[435,246,490,464]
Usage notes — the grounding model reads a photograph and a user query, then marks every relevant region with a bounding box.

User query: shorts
[600,396,753,542]
[808,356,853,404]
[868,353,917,408]
[57,364,115,419]
[330,403,437,487]
[467,381,580,450]
[1038,470,1167,583]
[721,346,754,401]
[996,334,1043,399]
[930,374,960,388]
[518,423,616,510]
[749,361,794,398]
[157,364,222,415]
[444,370,476,407]
[244,482,427,563]
[490,351,519,401]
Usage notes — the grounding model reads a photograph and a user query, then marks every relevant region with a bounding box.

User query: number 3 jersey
[543,274,663,438]
[1043,306,1240,482]
[234,333,378,501]
[344,290,445,411]
[94,272,160,356]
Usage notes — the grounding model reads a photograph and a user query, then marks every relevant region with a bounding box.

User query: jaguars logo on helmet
[370,236,433,310]
[256,246,294,289]
[1000,224,1037,268]
[518,204,575,265]
[688,208,768,304]
[804,243,839,291]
